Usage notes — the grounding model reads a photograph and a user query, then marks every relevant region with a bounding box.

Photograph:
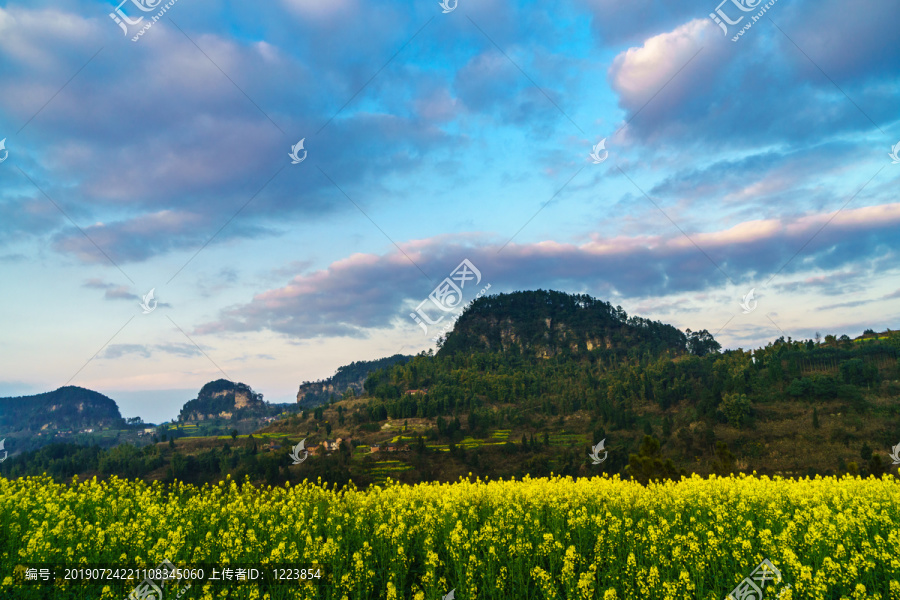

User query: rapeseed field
[1,473,898,599]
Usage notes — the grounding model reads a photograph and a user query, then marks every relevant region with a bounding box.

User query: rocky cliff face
[178,380,267,421]
[296,354,412,408]
[437,290,686,359]
[296,381,343,404]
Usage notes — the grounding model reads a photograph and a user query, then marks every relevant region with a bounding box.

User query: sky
[1,0,898,424]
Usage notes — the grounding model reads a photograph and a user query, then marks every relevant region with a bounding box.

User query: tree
[860,442,872,461]
[626,435,678,484]
[712,441,735,475]
[840,359,867,386]
[722,393,751,428]
[868,454,885,478]
[812,407,820,429]
[230,429,238,440]
[685,329,722,357]
[325,422,332,436]
[676,428,694,455]
[169,438,175,449]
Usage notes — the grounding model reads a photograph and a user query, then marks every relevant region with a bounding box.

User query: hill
[296,354,412,407]
[178,380,269,421]
[436,289,690,358]
[4,290,899,490]
[0,386,124,432]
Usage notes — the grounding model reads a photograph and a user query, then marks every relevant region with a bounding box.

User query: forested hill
[296,354,412,407]
[0,386,124,432]
[361,290,725,425]
[359,291,898,464]
[178,380,268,421]
[436,290,690,358]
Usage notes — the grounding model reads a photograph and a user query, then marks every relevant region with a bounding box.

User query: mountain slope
[178,380,268,421]
[296,354,412,407]
[437,289,687,358]
[3,290,899,489]
[0,386,124,432]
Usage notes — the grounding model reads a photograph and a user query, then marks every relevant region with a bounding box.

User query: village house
[370,444,381,453]
[383,443,410,453]
[321,437,352,452]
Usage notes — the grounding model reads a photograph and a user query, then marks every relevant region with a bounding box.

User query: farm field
[2,473,899,600]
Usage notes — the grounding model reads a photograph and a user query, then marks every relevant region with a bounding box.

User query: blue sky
[1,0,898,423]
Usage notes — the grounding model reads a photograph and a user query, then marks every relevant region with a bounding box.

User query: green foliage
[437,290,688,358]
[867,454,885,477]
[860,443,872,461]
[178,380,267,422]
[712,440,735,475]
[0,386,124,432]
[721,392,751,428]
[298,354,411,407]
[685,329,722,357]
[626,435,679,484]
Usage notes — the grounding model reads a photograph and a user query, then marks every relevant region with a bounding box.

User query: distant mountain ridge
[297,354,412,407]
[0,386,124,432]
